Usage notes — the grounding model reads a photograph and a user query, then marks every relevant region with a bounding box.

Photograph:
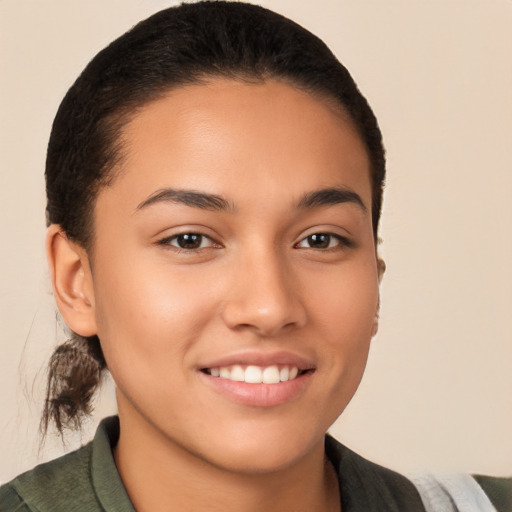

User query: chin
[192,422,326,475]
[204,445,313,475]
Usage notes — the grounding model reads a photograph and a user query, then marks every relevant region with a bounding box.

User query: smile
[203,365,304,384]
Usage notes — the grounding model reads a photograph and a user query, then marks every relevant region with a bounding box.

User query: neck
[114,409,340,512]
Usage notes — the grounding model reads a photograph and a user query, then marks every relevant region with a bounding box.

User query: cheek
[92,264,221,428]
[306,260,379,341]
[303,259,378,397]
[91,256,219,379]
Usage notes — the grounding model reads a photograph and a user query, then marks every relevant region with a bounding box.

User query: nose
[220,248,307,337]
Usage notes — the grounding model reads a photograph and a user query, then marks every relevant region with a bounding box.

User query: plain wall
[1,0,511,482]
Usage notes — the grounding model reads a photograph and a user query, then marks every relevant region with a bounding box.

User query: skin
[48,79,381,512]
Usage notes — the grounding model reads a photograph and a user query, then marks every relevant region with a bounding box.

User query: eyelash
[294,233,352,251]
[158,233,220,252]
[158,232,352,252]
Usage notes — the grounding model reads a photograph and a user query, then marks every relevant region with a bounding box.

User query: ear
[377,257,386,284]
[371,298,380,338]
[372,257,386,337]
[46,225,97,337]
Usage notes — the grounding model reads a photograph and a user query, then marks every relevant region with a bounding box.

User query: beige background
[1,0,511,483]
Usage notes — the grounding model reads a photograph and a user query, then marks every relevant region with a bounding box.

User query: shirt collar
[325,434,426,512]
[91,416,136,512]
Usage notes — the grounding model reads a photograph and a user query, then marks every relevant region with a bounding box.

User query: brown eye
[175,234,203,249]
[160,233,215,250]
[306,234,331,249]
[296,233,351,250]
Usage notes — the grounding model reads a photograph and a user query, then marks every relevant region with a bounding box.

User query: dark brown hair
[43,0,386,436]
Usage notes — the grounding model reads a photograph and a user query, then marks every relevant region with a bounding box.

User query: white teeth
[206,364,302,384]
[245,365,262,383]
[262,365,280,384]
[230,365,245,382]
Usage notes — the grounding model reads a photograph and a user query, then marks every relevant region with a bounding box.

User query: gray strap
[410,472,497,512]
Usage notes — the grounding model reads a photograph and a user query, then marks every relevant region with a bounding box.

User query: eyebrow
[297,187,367,212]
[136,188,233,212]
[135,186,366,214]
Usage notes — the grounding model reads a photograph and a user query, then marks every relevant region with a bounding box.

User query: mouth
[201,365,311,384]
[199,352,316,406]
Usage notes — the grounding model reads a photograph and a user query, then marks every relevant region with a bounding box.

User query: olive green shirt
[1,417,510,511]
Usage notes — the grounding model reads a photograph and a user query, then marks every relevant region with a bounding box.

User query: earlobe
[377,257,386,284]
[371,305,380,337]
[372,258,385,337]
[46,225,97,337]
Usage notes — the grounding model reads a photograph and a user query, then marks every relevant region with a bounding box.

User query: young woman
[0,2,509,511]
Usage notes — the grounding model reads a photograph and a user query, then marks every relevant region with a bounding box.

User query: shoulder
[410,472,512,512]
[325,435,512,512]
[0,442,100,512]
[0,484,29,511]
[473,474,512,512]
[0,416,133,512]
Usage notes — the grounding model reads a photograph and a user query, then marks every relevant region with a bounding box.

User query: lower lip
[199,371,313,407]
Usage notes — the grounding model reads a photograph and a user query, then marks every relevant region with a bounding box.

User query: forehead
[102,79,371,212]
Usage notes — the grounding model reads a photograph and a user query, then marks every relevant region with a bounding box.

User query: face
[86,79,380,473]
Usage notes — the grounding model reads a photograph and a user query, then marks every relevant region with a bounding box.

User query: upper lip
[199,350,316,370]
